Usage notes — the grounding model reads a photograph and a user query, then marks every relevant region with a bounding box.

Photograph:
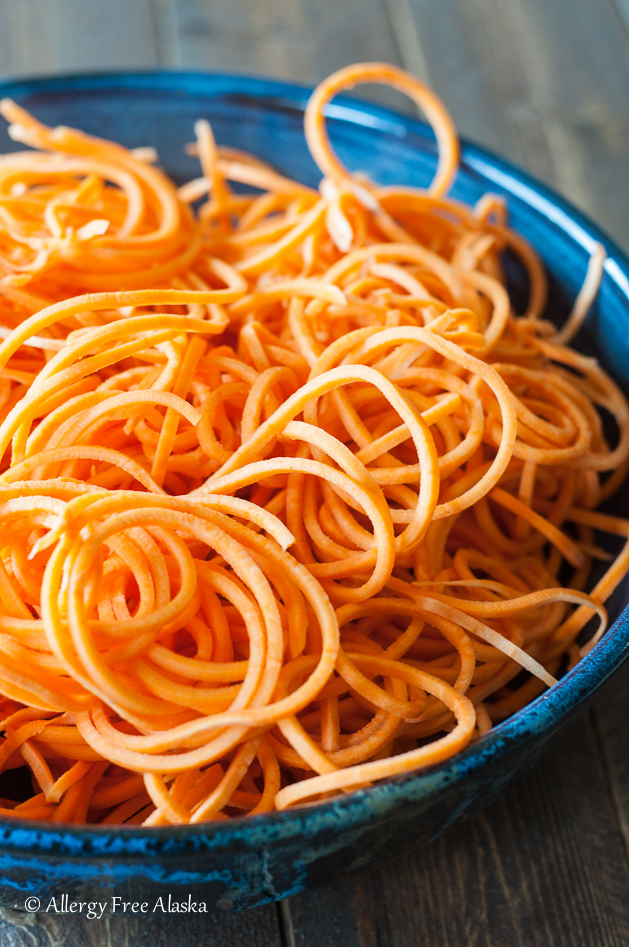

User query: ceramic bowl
[0,71,628,912]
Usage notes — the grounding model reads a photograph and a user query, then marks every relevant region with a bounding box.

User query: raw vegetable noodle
[0,63,623,824]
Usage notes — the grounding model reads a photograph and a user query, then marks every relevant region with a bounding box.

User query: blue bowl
[0,71,628,912]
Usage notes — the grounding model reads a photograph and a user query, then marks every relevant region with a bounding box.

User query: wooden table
[2,1,629,943]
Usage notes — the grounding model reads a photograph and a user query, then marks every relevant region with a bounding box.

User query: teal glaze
[0,72,627,910]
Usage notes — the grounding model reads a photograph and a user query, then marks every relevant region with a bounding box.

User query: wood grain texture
[398,0,629,250]
[163,0,401,81]
[0,0,161,75]
[592,661,629,865]
[0,902,282,947]
[151,0,181,67]
[611,0,629,38]
[283,715,629,947]
[160,0,413,112]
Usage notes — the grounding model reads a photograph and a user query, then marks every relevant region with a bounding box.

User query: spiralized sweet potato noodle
[0,62,624,824]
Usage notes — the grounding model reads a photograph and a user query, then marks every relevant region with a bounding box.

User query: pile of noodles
[0,64,623,825]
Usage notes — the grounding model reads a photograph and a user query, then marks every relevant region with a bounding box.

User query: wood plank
[164,0,409,111]
[283,714,629,947]
[392,0,629,251]
[150,0,181,67]
[165,0,400,81]
[611,0,629,37]
[0,0,160,76]
[384,0,528,170]
[0,901,282,947]
[591,660,629,861]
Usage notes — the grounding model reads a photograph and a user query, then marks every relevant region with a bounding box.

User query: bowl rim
[0,68,628,857]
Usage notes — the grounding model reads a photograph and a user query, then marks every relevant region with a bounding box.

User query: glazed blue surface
[0,71,628,911]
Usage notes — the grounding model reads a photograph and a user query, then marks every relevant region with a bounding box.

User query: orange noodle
[0,62,623,822]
